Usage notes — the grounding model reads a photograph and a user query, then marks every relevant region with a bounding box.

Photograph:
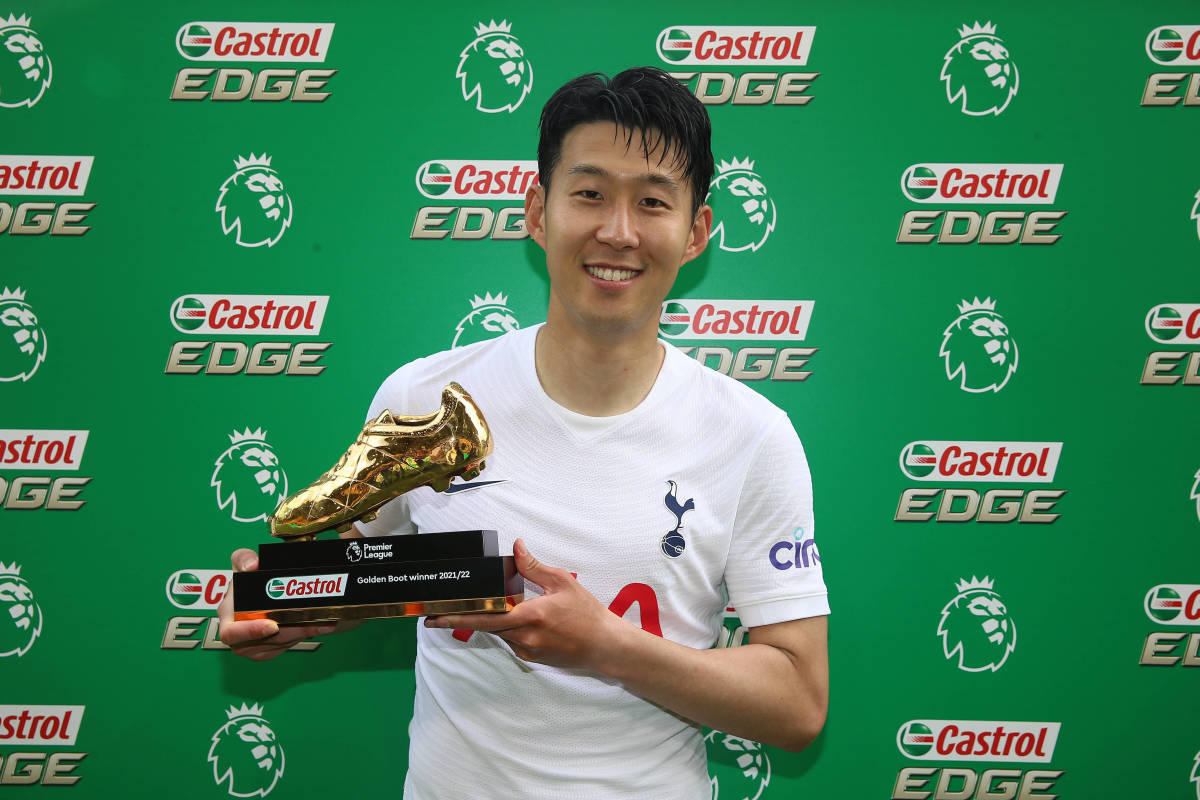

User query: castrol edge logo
[1146,26,1200,65]
[1145,585,1200,625]
[897,720,1060,763]
[901,164,1063,204]
[1146,304,1200,343]
[176,22,333,62]
[659,299,812,340]
[899,441,1062,483]
[265,574,346,600]
[415,160,539,201]
[0,429,87,470]
[656,26,815,65]
[170,294,328,336]
[0,705,84,745]
[0,157,93,196]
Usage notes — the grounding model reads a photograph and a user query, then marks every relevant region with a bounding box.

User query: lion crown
[474,19,512,37]
[228,427,268,445]
[957,296,997,314]
[0,14,31,29]
[225,702,265,721]
[955,575,995,593]
[717,157,757,175]
[233,153,273,171]
[469,292,508,309]
[957,21,998,39]
[0,287,27,303]
[0,562,22,577]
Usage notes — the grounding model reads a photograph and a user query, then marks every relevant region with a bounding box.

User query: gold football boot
[269,382,492,540]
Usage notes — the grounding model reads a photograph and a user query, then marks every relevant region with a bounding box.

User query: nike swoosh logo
[443,479,508,495]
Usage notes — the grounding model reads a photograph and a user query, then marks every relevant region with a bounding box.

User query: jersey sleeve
[353,366,417,539]
[724,411,829,627]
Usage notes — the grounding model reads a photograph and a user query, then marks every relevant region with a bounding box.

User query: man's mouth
[585,265,639,282]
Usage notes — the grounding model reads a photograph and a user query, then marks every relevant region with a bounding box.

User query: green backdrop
[3,1,1198,797]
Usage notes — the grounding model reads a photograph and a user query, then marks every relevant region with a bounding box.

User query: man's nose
[595,202,638,249]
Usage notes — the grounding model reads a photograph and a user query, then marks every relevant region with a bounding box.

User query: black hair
[537,67,714,216]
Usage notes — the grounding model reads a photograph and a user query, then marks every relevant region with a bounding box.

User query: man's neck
[534,316,666,417]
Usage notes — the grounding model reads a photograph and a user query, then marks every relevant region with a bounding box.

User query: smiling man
[220,67,829,799]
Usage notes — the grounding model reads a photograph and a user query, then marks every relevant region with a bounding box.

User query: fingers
[230,548,258,573]
[513,538,573,589]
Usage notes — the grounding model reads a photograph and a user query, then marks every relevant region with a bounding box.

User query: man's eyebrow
[565,163,682,191]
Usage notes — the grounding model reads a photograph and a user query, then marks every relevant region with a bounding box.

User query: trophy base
[233,594,521,624]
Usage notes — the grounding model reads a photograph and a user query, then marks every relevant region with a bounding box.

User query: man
[219,67,828,799]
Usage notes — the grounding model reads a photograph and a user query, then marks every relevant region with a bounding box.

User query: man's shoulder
[369,327,532,415]
[664,341,788,427]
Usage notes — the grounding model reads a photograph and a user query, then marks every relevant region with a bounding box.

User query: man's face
[526,122,711,341]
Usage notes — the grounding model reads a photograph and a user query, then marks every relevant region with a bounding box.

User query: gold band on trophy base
[234,594,522,624]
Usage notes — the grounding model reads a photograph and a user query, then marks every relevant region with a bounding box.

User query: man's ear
[680,204,712,267]
[525,184,547,250]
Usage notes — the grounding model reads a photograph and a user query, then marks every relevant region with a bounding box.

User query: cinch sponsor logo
[656,26,815,66]
[1146,26,1200,65]
[0,706,84,746]
[169,294,328,336]
[899,441,1062,483]
[659,299,812,340]
[265,574,346,600]
[897,720,1060,764]
[900,164,1062,205]
[0,157,93,197]
[0,430,87,471]
[414,160,539,201]
[1145,584,1200,625]
[176,22,333,62]
[165,569,230,610]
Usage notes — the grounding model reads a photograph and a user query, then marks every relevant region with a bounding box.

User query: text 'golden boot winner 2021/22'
[268,383,492,541]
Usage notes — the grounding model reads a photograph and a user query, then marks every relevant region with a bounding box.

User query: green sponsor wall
[3,0,1198,797]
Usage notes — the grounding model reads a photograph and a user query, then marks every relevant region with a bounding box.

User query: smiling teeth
[587,266,637,281]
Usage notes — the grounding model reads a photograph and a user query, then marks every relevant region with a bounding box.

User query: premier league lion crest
[452,292,520,348]
[937,576,1016,672]
[1191,750,1200,799]
[940,297,1018,393]
[0,14,52,109]
[940,21,1019,116]
[0,286,46,382]
[456,20,533,113]
[0,562,42,658]
[707,158,776,253]
[216,154,293,248]
[705,730,771,800]
[1191,190,1200,242]
[208,703,285,798]
[211,428,288,524]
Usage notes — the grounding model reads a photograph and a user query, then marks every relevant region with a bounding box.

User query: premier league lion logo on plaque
[208,703,285,798]
[456,20,533,113]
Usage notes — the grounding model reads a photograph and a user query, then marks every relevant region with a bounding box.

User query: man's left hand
[424,538,625,671]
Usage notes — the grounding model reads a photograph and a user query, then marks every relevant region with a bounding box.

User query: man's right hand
[217,548,339,661]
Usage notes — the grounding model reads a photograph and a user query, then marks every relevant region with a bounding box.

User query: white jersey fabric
[359,324,828,800]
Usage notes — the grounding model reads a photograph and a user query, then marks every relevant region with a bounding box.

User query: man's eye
[642,197,667,208]
[577,190,602,200]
